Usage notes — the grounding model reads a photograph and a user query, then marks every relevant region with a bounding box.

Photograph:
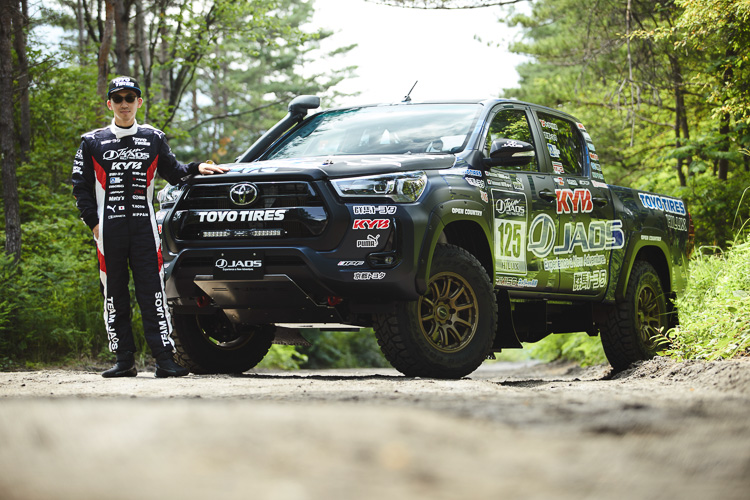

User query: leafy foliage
[523,333,607,366]
[0,0,354,368]
[257,345,309,370]
[298,329,390,369]
[667,236,750,360]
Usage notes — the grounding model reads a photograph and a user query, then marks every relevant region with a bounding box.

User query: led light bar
[251,229,283,237]
[202,230,231,238]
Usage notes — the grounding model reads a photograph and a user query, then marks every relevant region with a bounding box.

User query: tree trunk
[133,0,148,81]
[0,0,21,261]
[11,0,29,164]
[717,45,736,181]
[97,0,115,115]
[113,0,129,75]
[718,112,730,181]
[76,0,86,64]
[670,55,688,187]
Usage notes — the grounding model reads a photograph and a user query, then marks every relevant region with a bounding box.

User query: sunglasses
[110,94,138,104]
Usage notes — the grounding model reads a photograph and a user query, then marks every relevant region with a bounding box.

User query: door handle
[539,189,557,202]
[592,196,609,207]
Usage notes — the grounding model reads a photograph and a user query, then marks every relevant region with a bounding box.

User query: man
[72,76,229,378]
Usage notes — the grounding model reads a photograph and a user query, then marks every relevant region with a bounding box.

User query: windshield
[264,104,481,159]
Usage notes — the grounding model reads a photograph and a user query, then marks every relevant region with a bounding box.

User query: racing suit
[72,120,199,356]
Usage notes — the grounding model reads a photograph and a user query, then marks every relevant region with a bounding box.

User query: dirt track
[1,357,749,500]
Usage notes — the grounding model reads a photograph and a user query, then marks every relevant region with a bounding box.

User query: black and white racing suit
[72,120,199,356]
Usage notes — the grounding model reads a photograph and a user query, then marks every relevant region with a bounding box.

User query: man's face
[107,90,143,126]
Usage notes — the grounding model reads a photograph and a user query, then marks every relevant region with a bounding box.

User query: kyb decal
[352,219,390,230]
[111,161,143,170]
[556,189,593,214]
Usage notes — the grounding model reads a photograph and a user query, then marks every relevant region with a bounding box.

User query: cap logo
[111,77,134,87]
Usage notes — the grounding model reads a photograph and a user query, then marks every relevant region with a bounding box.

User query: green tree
[169,0,356,161]
[0,0,356,366]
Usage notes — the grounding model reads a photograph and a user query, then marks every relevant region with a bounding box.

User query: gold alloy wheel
[636,282,664,351]
[419,271,479,353]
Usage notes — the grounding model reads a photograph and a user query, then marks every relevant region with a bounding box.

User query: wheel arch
[415,203,494,294]
[440,220,494,281]
[615,243,672,301]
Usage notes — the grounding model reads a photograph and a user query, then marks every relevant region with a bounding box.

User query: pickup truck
[157,96,692,377]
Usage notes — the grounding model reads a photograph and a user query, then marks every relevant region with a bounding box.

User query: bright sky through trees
[308,0,525,105]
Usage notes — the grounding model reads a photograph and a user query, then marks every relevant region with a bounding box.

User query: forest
[1,0,748,368]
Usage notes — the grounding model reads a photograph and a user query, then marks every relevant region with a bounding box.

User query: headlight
[331,171,427,203]
[156,184,184,209]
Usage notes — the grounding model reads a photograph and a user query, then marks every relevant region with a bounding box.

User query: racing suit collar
[110,118,138,139]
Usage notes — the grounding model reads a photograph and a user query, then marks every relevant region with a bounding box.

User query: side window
[536,112,586,176]
[484,109,539,172]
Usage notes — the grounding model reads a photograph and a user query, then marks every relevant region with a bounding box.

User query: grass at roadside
[666,236,750,361]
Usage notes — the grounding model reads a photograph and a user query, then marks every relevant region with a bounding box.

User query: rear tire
[172,311,274,374]
[600,261,670,372]
[374,244,497,379]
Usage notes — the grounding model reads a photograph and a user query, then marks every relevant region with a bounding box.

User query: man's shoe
[154,351,189,378]
[102,351,137,378]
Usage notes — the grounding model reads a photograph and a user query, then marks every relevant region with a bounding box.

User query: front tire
[600,261,670,371]
[172,311,274,374]
[374,244,497,379]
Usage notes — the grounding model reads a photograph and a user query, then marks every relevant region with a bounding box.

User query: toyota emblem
[229,183,258,206]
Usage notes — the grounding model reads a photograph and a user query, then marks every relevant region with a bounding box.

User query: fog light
[367,251,399,268]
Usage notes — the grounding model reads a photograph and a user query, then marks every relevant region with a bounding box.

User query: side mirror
[484,138,535,168]
[288,95,320,118]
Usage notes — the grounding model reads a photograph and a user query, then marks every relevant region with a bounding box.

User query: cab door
[532,111,621,296]
[484,105,559,293]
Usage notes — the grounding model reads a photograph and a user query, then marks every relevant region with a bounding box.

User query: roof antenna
[403,81,418,102]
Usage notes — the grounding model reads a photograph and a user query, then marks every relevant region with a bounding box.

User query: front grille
[183,182,322,210]
[171,181,328,240]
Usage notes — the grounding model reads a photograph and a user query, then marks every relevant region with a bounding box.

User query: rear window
[536,112,586,176]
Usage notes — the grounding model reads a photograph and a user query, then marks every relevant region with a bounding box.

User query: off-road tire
[600,261,670,372]
[172,311,274,374]
[373,244,497,379]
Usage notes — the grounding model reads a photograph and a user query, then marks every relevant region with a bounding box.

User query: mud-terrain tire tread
[172,313,274,374]
[373,244,497,379]
[600,260,668,372]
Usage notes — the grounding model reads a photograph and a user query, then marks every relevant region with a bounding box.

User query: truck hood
[217,154,458,180]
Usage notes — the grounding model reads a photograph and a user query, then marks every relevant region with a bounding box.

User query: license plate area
[213,250,264,278]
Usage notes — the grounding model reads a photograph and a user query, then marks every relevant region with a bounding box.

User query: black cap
[108,76,141,97]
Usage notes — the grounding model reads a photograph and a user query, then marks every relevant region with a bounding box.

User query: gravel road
[1,357,749,500]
